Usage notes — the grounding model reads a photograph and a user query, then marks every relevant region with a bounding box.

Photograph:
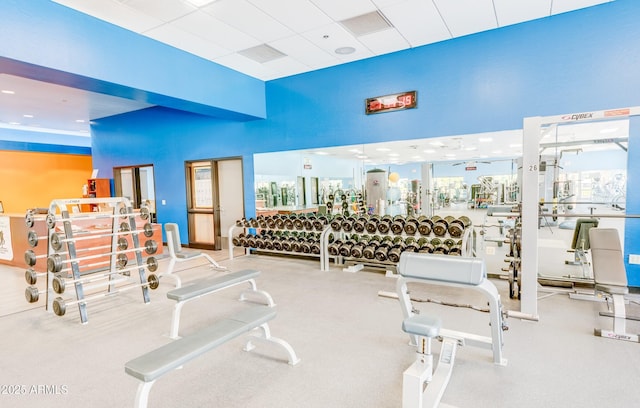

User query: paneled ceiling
[52,0,613,81]
[0,0,617,159]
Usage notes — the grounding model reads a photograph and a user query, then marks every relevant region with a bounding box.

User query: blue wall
[3,1,640,284]
[91,1,640,285]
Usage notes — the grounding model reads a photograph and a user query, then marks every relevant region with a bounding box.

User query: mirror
[113,164,156,222]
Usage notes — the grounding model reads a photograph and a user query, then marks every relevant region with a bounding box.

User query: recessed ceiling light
[75,119,86,123]
[445,153,456,158]
[388,153,400,157]
[9,121,20,125]
[348,149,362,153]
[479,137,493,142]
[356,155,368,159]
[411,155,423,160]
[464,147,477,151]
[23,114,34,118]
[335,46,356,55]
[314,151,328,155]
[429,141,444,147]
[509,143,522,148]
[492,150,503,154]
[423,149,435,154]
[376,147,391,152]
[600,127,618,134]
[1,90,15,94]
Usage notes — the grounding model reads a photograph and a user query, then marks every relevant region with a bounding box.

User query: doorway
[185,158,244,250]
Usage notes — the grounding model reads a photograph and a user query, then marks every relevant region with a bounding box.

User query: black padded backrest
[570,218,599,250]
[589,228,628,287]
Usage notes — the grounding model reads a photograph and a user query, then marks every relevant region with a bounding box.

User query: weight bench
[589,228,639,343]
[396,253,507,408]
[125,305,300,408]
[162,223,226,287]
[166,269,274,339]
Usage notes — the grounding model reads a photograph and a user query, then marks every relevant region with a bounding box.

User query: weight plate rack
[23,197,158,323]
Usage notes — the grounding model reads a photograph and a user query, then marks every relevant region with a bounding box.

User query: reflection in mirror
[113,164,156,222]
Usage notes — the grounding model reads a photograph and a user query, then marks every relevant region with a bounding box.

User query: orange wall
[0,150,94,213]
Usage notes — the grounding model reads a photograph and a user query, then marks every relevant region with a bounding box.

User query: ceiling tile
[302,23,367,58]
[202,0,293,43]
[269,35,338,67]
[381,0,451,47]
[493,0,551,27]
[121,0,196,22]
[310,0,378,21]
[358,28,411,55]
[433,0,498,38]
[52,0,163,33]
[171,10,260,52]
[248,0,333,33]
[552,0,611,15]
[144,23,231,60]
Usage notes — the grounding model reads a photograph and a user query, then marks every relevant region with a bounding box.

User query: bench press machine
[396,253,508,408]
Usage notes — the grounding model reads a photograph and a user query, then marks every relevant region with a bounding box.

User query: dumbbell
[377,216,393,234]
[363,237,380,260]
[352,217,367,233]
[448,216,472,238]
[51,274,160,316]
[403,217,419,235]
[431,217,448,237]
[365,216,379,234]
[312,215,328,231]
[330,215,343,231]
[390,216,405,235]
[341,216,355,232]
[417,217,433,236]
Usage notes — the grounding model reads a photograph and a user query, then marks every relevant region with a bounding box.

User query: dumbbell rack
[26,197,155,323]
[326,215,474,274]
[227,221,332,269]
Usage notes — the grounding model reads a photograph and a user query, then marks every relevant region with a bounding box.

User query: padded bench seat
[167,269,261,302]
[166,269,275,339]
[125,305,299,408]
[126,306,276,382]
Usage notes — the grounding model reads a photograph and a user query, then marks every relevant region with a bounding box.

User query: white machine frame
[396,253,507,408]
[520,106,640,319]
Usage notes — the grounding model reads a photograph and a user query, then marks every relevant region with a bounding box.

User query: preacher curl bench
[396,253,508,408]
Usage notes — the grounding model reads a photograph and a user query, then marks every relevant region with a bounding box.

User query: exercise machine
[396,253,507,407]
[589,228,639,342]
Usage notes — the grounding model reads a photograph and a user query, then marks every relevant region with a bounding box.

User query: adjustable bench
[166,269,275,339]
[589,228,639,342]
[162,222,227,287]
[125,305,300,408]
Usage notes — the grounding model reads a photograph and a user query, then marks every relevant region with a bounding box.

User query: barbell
[49,223,154,251]
[52,259,158,294]
[24,244,130,268]
[47,242,157,273]
[44,206,151,229]
[24,268,46,285]
[28,229,130,252]
[52,273,160,316]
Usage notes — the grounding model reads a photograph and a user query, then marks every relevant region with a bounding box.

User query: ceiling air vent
[238,44,286,64]
[339,11,393,37]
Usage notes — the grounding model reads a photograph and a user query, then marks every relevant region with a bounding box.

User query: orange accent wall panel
[0,151,92,213]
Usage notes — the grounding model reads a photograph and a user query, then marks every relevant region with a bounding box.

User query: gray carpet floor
[1,243,640,408]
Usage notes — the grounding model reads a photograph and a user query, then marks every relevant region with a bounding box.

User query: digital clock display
[365,91,417,115]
